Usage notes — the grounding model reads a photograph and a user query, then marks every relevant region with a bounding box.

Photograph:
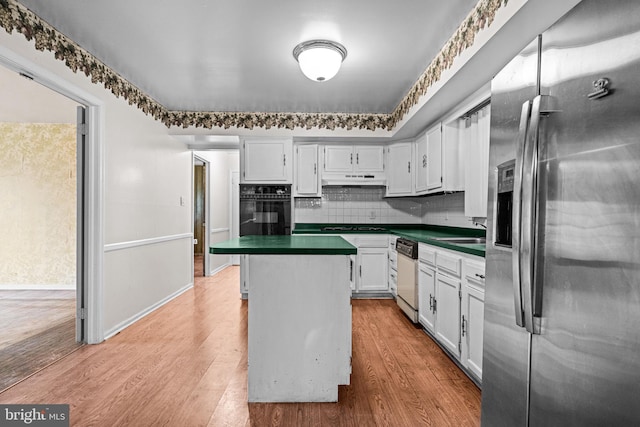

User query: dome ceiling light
[292,40,347,82]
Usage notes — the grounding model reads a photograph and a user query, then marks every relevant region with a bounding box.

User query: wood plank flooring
[0,266,481,426]
[0,290,81,391]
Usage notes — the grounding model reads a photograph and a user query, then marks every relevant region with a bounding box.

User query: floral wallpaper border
[0,0,507,132]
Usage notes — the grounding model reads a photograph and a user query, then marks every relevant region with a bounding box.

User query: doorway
[0,63,86,391]
[193,156,207,276]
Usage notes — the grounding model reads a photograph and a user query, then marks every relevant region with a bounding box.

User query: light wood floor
[0,266,481,426]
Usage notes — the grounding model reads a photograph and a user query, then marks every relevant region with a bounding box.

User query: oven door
[240,198,291,236]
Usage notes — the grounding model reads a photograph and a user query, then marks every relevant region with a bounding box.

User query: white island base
[247,254,352,402]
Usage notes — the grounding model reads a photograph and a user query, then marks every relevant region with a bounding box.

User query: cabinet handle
[357,153,359,164]
[475,273,485,279]
[350,153,353,164]
[432,297,437,313]
[408,161,411,173]
[359,265,362,277]
[314,163,317,175]
[429,294,433,311]
[283,154,286,166]
[461,315,467,337]
[423,154,427,168]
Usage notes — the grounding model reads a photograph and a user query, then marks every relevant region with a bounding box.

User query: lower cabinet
[356,246,389,293]
[240,254,249,299]
[418,242,485,384]
[341,235,390,296]
[462,259,485,381]
[418,261,436,334]
[434,272,462,359]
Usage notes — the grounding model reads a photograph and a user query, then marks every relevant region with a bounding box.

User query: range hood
[321,173,386,186]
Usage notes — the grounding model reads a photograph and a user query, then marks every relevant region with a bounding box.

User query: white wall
[0,27,193,339]
[194,150,239,274]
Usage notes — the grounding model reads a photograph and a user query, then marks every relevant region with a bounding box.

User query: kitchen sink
[433,237,486,244]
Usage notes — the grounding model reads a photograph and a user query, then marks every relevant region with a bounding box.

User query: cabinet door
[354,146,384,172]
[414,134,428,193]
[240,254,249,297]
[294,145,319,196]
[464,105,491,217]
[418,262,436,334]
[324,146,353,173]
[435,272,461,358]
[386,143,413,196]
[463,284,485,380]
[426,123,443,191]
[357,247,388,292]
[243,139,292,182]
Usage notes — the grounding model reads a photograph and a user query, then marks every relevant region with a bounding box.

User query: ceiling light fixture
[293,40,347,82]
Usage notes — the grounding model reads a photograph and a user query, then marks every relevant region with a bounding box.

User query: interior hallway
[0,266,480,426]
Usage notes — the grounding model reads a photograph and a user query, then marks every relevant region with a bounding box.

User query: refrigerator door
[480,38,539,426]
[529,0,640,425]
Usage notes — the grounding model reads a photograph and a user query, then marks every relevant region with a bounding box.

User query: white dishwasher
[396,238,419,323]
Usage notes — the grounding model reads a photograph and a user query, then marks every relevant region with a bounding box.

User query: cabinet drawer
[355,235,388,248]
[389,269,397,284]
[389,236,398,251]
[418,243,436,267]
[465,259,486,288]
[436,252,462,278]
[389,251,397,270]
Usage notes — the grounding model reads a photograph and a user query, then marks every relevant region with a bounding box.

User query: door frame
[193,153,210,276]
[0,46,105,344]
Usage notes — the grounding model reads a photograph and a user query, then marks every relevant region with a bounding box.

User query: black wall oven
[239,184,291,236]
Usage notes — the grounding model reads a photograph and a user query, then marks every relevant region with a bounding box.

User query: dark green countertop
[210,235,357,255]
[293,223,486,257]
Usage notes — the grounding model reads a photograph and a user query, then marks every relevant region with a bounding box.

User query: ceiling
[6,0,583,144]
[17,0,478,116]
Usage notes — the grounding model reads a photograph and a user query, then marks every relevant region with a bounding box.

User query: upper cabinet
[425,123,444,191]
[294,144,320,197]
[385,142,413,196]
[463,103,491,217]
[241,138,293,183]
[323,145,384,174]
[414,134,428,193]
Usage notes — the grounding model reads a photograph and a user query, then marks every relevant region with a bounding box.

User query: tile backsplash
[295,187,421,224]
[295,187,483,229]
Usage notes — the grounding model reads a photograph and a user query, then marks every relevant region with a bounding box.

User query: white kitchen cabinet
[435,272,461,359]
[388,235,398,297]
[323,145,384,173]
[414,134,428,194]
[323,145,353,173]
[240,254,249,299]
[462,258,485,381]
[464,104,491,217]
[425,123,443,191]
[418,260,436,334]
[354,146,384,172]
[294,144,320,196]
[357,247,389,292]
[241,138,292,183]
[385,142,413,196]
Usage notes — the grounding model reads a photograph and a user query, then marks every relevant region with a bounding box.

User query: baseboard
[0,284,76,290]
[103,282,194,340]
[208,262,231,276]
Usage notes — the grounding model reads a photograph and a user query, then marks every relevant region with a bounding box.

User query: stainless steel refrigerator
[482,0,640,425]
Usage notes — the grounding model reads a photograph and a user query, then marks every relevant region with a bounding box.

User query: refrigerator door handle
[511,100,531,328]
[521,95,548,335]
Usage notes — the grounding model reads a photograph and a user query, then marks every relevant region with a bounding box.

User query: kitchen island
[210,235,357,402]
